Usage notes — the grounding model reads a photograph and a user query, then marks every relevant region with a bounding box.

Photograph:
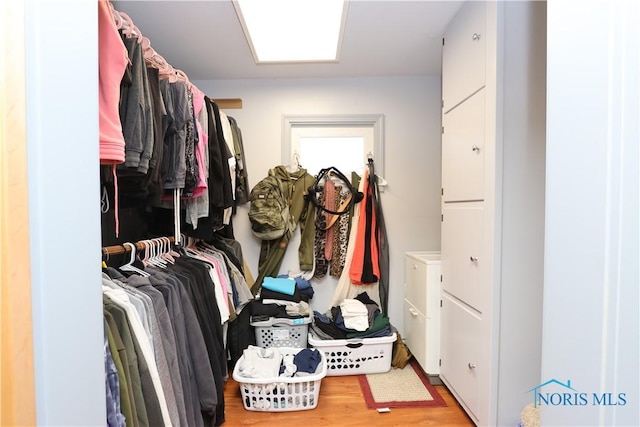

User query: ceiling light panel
[234,0,348,63]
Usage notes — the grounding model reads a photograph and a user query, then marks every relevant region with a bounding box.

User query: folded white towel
[340,299,368,315]
[340,299,369,331]
[237,345,282,378]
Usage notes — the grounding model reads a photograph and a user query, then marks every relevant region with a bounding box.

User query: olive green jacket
[252,166,316,294]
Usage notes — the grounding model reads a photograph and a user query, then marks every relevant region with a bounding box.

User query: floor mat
[358,358,447,409]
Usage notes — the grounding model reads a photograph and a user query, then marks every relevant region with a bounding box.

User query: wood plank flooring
[222,372,475,426]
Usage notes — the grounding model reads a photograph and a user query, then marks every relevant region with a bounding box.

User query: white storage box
[232,347,327,412]
[308,331,397,376]
[251,316,311,348]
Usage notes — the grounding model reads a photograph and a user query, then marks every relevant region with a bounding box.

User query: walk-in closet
[3,1,638,427]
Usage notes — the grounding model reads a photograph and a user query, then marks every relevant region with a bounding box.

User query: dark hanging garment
[151,271,216,427]
[202,236,243,272]
[118,35,154,174]
[226,299,257,373]
[182,98,233,240]
[210,100,234,211]
[205,96,225,207]
[170,257,226,426]
[182,89,198,198]
[227,116,250,205]
[369,159,389,316]
[144,66,167,201]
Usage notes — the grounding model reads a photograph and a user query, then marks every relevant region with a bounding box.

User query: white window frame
[282,114,385,179]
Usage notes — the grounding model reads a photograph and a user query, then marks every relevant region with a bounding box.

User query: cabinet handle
[472,33,481,41]
[470,256,478,262]
[468,363,476,369]
[413,264,418,270]
[472,145,480,152]
[409,308,419,317]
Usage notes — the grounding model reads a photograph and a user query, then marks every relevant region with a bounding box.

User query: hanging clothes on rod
[102,236,176,256]
[305,167,363,280]
[367,157,389,315]
[326,158,389,314]
[102,236,255,427]
[100,2,252,252]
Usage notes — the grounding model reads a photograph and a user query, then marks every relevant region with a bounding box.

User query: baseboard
[428,374,442,386]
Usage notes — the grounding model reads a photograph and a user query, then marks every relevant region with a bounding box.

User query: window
[282,115,384,178]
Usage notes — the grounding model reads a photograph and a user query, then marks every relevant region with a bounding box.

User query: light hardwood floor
[222,372,475,426]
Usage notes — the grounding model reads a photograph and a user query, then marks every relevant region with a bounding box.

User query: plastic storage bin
[232,347,327,412]
[308,331,397,376]
[251,316,311,348]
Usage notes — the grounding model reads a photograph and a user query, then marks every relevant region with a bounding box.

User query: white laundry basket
[251,316,311,348]
[232,347,327,412]
[308,331,397,376]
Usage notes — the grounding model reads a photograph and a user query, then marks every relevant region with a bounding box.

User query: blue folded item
[277,274,312,290]
[293,348,322,374]
[262,277,296,296]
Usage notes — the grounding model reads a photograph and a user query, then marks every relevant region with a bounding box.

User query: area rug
[358,358,447,409]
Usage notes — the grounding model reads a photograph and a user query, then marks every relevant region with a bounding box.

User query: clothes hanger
[147,239,167,268]
[159,237,176,264]
[139,240,157,268]
[155,239,170,267]
[166,236,180,259]
[138,240,150,268]
[160,65,179,83]
[175,69,194,90]
[140,37,153,56]
[120,242,150,277]
[364,153,388,188]
[110,4,123,30]
[152,237,172,265]
[117,12,139,38]
[177,236,200,257]
[305,166,364,215]
[147,53,175,79]
[287,151,301,173]
[145,239,161,268]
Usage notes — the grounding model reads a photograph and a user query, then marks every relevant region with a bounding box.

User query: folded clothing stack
[311,291,392,340]
[252,275,314,320]
[236,346,322,379]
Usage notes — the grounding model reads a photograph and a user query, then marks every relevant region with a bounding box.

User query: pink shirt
[98,0,128,164]
[190,85,209,198]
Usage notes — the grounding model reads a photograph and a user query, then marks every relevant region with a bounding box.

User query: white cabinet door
[442,89,485,202]
[440,293,481,424]
[403,299,428,372]
[404,255,428,315]
[442,1,486,113]
[441,204,484,312]
[404,252,442,376]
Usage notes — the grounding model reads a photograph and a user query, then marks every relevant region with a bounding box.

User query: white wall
[25,0,106,425]
[194,76,442,334]
[543,0,639,425]
[495,2,546,425]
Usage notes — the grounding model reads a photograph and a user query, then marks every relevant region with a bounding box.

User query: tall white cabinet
[439,2,546,426]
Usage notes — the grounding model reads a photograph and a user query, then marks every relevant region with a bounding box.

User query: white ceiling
[112,1,464,81]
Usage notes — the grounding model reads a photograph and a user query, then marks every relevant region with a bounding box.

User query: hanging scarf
[349,168,380,284]
[330,187,350,278]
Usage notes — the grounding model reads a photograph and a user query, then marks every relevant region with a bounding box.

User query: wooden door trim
[0,0,37,424]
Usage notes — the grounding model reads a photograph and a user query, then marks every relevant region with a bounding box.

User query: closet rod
[102,236,175,256]
[212,98,243,109]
